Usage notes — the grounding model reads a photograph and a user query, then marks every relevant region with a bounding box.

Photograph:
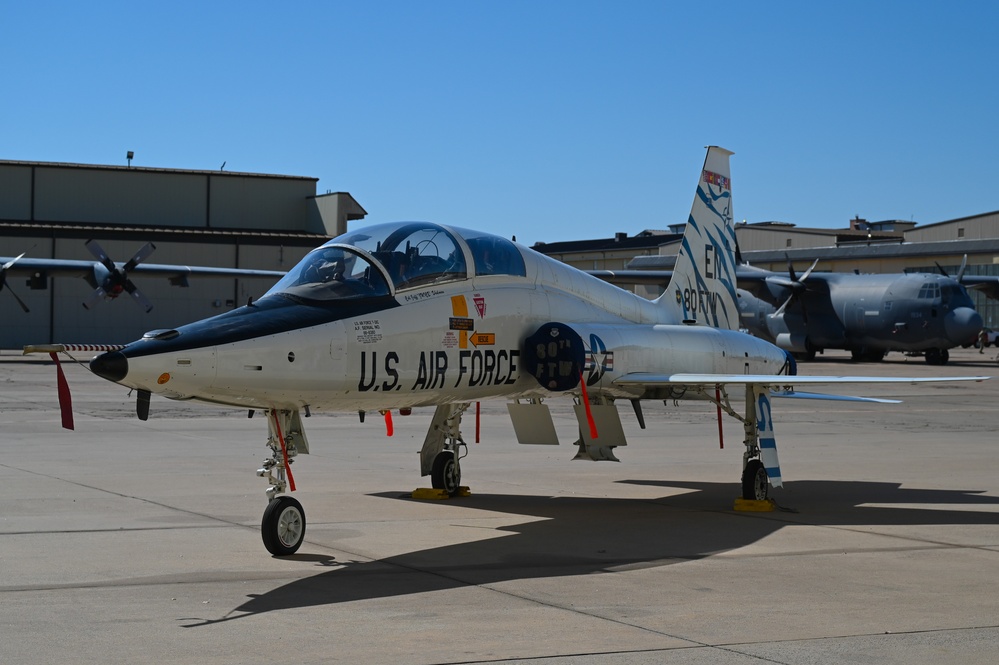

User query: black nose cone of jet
[90,350,128,382]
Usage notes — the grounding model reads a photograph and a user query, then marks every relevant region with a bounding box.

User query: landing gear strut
[421,403,469,496]
[258,409,310,555]
[703,385,778,501]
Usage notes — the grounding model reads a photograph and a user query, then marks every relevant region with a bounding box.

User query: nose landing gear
[258,409,310,556]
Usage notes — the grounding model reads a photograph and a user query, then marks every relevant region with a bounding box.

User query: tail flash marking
[660,146,740,330]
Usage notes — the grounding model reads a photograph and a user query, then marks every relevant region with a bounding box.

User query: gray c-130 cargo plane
[735,260,989,364]
[58,147,985,556]
[596,247,995,366]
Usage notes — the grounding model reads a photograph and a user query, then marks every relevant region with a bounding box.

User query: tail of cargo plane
[658,146,740,330]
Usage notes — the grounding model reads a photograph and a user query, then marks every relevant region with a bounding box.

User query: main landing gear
[924,348,950,365]
[705,384,782,502]
[421,403,469,497]
[258,409,310,556]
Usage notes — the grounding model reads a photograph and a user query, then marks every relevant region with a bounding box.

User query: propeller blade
[122,242,155,272]
[85,239,116,272]
[957,254,968,282]
[774,294,792,318]
[785,254,797,283]
[83,287,107,310]
[934,261,949,277]
[799,258,819,282]
[0,253,31,312]
[7,286,30,313]
[123,279,154,313]
[2,251,27,272]
[773,292,809,323]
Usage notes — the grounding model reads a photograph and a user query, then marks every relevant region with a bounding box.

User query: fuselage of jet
[91,221,789,412]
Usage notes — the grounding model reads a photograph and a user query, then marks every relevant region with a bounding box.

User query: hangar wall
[0,160,366,349]
[903,212,999,242]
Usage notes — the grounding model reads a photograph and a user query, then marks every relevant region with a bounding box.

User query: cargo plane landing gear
[258,409,310,556]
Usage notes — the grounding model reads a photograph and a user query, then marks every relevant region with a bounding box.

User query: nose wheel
[262,495,306,556]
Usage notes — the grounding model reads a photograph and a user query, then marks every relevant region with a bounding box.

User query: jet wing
[613,372,989,402]
[614,372,990,386]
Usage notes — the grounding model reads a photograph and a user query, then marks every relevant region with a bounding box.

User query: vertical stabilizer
[657,146,740,329]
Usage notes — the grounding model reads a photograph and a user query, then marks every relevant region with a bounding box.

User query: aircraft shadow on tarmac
[182,479,999,627]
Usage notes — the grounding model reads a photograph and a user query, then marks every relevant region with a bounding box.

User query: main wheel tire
[431,452,461,496]
[262,496,306,556]
[741,459,769,501]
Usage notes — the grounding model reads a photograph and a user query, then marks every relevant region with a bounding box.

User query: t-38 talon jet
[76,147,987,556]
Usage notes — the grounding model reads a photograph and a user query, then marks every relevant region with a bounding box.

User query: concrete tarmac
[1,348,998,664]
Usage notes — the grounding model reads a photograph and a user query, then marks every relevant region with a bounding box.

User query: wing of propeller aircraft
[1,239,286,313]
[30,146,988,556]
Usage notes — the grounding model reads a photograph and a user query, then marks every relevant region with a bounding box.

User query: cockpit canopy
[264,221,526,302]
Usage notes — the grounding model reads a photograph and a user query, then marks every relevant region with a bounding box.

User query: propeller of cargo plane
[935,254,968,282]
[83,239,156,313]
[1,252,31,313]
[771,256,820,322]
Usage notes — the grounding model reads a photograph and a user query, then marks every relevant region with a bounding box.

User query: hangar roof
[0,159,317,182]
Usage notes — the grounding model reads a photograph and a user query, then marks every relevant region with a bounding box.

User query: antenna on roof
[126,151,134,168]
[220,161,226,171]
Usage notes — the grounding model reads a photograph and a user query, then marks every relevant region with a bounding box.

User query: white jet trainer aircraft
[85,147,987,555]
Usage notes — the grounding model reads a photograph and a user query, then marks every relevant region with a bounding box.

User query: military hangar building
[533,213,999,329]
[0,159,365,348]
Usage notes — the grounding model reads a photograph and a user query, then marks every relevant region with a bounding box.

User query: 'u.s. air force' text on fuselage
[358,348,521,392]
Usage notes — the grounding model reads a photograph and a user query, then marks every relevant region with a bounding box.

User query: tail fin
[657,146,740,329]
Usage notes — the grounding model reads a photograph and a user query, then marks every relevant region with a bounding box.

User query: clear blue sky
[3,1,997,244]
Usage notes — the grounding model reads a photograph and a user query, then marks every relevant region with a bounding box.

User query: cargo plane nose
[944,307,983,346]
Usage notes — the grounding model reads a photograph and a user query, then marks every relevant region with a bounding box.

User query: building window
[786,238,792,247]
[958,227,965,238]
